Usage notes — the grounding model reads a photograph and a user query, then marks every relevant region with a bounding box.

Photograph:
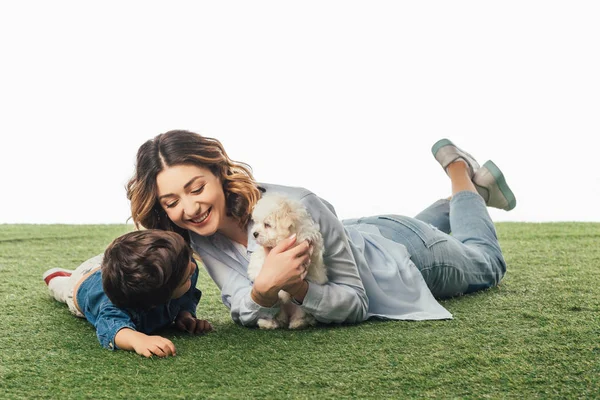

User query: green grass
[1,223,599,399]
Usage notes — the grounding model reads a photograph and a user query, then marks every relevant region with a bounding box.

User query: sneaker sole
[431,138,454,157]
[431,138,480,178]
[480,160,517,211]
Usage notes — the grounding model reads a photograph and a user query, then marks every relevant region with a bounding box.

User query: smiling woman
[156,165,228,238]
[126,132,263,244]
[125,129,517,329]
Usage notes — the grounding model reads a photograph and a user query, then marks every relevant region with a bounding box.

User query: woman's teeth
[191,208,210,223]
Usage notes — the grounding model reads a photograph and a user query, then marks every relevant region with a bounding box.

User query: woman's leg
[413,157,481,234]
[446,161,503,257]
[414,199,451,234]
[443,160,506,293]
[371,206,505,299]
[415,159,506,297]
[372,152,511,298]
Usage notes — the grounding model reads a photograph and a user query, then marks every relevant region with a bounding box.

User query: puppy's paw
[257,318,281,330]
[288,319,308,330]
[289,314,317,330]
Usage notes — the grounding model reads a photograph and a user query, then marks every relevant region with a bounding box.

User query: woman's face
[156,164,226,237]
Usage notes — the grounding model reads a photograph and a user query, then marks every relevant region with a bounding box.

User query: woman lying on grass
[43,229,213,357]
[126,130,517,327]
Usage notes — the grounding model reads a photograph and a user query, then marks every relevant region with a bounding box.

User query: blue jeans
[361,191,506,299]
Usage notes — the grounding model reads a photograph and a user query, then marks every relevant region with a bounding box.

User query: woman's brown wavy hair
[126,130,262,242]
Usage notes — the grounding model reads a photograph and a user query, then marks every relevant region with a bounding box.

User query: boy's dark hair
[102,229,192,310]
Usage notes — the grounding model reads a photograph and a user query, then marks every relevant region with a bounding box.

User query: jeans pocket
[377,215,448,248]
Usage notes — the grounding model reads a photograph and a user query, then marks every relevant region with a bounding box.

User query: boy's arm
[94,300,137,351]
[95,301,177,357]
[114,328,176,357]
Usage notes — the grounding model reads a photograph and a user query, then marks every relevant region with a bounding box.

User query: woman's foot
[473,161,517,211]
[432,139,516,211]
[431,138,480,178]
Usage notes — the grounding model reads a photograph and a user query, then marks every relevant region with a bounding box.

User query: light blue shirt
[190,183,451,327]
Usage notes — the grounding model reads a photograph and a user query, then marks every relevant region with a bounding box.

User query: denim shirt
[190,183,451,328]
[76,261,202,350]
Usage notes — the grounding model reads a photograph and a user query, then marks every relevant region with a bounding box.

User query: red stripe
[44,271,72,285]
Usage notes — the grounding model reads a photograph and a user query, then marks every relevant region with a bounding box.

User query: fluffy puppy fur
[247,193,327,329]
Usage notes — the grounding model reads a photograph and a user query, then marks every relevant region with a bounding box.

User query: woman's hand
[175,311,213,334]
[252,234,311,306]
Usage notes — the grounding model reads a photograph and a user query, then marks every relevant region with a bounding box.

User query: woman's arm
[192,236,290,327]
[251,235,311,304]
[288,193,369,324]
[222,270,282,326]
[193,191,369,326]
[247,193,369,324]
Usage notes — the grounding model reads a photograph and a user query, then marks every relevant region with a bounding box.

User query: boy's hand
[133,335,177,358]
[175,311,213,334]
[115,328,176,358]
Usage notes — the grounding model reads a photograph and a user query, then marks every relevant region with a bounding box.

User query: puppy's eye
[264,223,271,228]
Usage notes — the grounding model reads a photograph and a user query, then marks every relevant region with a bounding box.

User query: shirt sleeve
[221,268,282,327]
[295,193,369,324]
[94,299,137,351]
[176,260,202,317]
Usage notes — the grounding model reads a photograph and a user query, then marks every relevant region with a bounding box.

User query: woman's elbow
[352,293,369,323]
[231,310,258,328]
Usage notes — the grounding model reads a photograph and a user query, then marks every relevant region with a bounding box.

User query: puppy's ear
[277,209,294,231]
[276,200,296,231]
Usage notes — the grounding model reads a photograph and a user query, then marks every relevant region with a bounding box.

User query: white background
[1,1,599,224]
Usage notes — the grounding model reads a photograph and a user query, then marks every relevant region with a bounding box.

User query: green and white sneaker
[431,138,480,178]
[473,160,517,211]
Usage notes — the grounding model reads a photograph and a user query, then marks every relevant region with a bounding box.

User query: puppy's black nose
[253,232,259,238]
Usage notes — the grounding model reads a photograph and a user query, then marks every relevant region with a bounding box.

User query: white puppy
[247,193,328,330]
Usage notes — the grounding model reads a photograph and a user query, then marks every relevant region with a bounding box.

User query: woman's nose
[182,197,200,217]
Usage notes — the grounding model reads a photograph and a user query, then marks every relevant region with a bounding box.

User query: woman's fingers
[259,236,314,295]
[300,267,308,280]
[289,240,311,258]
[272,234,297,254]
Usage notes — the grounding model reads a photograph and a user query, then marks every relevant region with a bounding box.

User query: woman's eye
[191,185,205,194]
[264,223,271,228]
[165,201,178,209]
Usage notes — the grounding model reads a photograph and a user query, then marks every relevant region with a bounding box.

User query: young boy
[43,229,212,357]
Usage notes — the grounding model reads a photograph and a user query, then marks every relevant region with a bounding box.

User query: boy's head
[102,230,195,310]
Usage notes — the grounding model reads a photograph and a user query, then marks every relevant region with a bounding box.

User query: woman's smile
[188,207,212,226]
